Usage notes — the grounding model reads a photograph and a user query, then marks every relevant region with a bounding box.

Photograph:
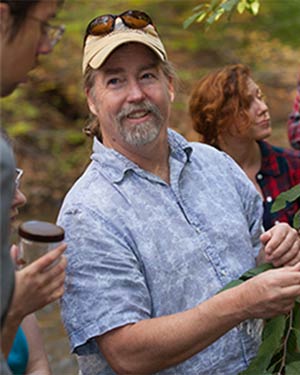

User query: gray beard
[116,101,164,146]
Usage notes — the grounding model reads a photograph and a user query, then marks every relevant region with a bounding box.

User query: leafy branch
[183,0,260,30]
[271,184,300,230]
[220,263,300,374]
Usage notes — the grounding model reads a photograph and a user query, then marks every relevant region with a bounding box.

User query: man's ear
[85,88,98,116]
[168,77,175,103]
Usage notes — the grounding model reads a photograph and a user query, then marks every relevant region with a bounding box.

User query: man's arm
[97,264,300,375]
[288,77,300,150]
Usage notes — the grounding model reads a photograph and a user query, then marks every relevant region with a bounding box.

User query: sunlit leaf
[221,0,239,12]
[237,0,246,13]
[183,11,206,29]
[207,8,225,24]
[250,0,260,15]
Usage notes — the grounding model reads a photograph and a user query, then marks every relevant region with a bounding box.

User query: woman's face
[245,78,272,141]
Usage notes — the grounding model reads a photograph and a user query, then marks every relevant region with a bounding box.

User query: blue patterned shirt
[58,129,264,375]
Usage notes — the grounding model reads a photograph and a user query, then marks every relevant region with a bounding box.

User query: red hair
[189,64,254,147]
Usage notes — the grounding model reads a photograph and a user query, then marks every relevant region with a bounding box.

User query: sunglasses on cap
[84,10,155,44]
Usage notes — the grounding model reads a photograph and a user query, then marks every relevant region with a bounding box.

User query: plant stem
[277,309,293,375]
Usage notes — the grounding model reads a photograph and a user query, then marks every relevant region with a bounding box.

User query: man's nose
[127,80,146,102]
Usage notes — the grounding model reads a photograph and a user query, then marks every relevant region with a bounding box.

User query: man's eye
[107,78,120,85]
[141,72,156,81]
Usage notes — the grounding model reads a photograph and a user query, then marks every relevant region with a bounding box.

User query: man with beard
[58,11,300,375]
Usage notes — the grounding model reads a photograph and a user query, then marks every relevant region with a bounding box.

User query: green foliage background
[1,1,300,373]
[2,0,300,222]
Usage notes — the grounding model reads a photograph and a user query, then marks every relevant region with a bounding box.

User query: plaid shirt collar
[258,140,281,176]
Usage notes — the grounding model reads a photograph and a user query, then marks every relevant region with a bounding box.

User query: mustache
[117,100,162,121]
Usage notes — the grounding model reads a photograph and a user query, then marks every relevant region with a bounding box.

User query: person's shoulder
[189,141,229,163]
[262,141,300,161]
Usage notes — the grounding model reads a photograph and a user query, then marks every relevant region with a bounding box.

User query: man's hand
[238,263,300,319]
[260,222,300,267]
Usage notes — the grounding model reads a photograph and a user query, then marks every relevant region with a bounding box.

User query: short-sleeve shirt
[58,129,264,375]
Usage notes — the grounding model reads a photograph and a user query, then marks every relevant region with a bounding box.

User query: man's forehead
[100,43,159,69]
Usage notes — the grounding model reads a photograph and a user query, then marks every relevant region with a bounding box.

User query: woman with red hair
[189,64,300,230]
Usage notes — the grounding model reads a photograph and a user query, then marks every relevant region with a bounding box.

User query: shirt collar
[258,140,281,176]
[91,129,193,183]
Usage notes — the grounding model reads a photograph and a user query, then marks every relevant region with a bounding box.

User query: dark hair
[2,0,64,40]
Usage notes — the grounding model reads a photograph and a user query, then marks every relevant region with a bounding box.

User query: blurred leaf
[271,185,300,213]
[8,122,34,136]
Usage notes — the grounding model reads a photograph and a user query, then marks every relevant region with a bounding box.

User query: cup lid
[18,220,65,243]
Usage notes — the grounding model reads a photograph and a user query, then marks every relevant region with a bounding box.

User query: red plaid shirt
[288,81,300,149]
[256,141,300,229]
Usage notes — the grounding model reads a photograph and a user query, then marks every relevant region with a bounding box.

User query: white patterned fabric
[58,129,263,375]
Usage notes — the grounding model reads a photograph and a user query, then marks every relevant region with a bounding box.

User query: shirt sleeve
[58,204,152,354]
[288,81,300,150]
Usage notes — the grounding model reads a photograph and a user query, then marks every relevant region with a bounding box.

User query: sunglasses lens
[88,15,114,35]
[122,11,152,29]
[85,11,154,44]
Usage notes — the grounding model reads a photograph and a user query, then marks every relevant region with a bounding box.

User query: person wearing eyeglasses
[0,132,67,374]
[189,64,300,231]
[4,168,67,375]
[288,73,300,150]
[0,0,65,372]
[58,11,300,375]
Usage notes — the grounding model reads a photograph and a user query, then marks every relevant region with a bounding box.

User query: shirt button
[195,227,201,234]
[257,173,263,180]
[266,196,273,203]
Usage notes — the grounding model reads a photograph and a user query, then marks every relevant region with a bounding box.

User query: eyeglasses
[28,16,65,48]
[84,10,155,43]
[15,168,23,190]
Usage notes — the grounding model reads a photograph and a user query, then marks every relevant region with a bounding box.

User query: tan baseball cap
[82,20,167,74]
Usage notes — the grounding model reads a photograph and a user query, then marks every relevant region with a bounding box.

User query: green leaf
[183,11,206,29]
[286,351,300,374]
[237,0,247,13]
[293,210,300,230]
[221,0,239,12]
[286,361,300,374]
[219,279,244,292]
[240,315,286,374]
[207,8,225,24]
[271,185,300,213]
[250,1,260,15]
[293,301,300,328]
[239,263,274,281]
